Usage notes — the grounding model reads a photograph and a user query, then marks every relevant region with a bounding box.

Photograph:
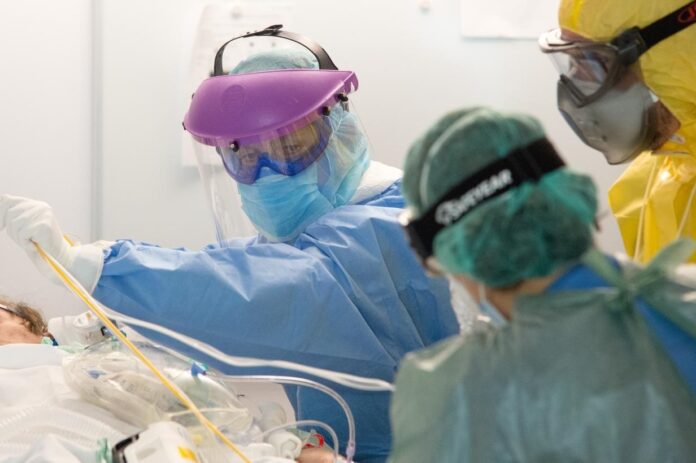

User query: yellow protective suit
[559,0,696,262]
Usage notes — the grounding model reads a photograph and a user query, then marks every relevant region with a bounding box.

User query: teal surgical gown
[93,181,458,463]
[389,242,696,463]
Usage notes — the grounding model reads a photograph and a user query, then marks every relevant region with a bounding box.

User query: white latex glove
[0,194,109,293]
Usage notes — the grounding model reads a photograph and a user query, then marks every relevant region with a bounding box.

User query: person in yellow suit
[539,0,696,262]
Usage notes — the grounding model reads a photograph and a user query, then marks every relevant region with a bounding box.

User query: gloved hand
[0,194,109,293]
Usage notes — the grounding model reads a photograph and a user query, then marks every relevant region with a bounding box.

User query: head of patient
[0,297,47,345]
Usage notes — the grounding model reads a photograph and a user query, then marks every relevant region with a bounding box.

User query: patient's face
[0,309,42,345]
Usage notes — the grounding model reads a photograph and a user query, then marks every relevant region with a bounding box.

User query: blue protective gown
[93,181,458,463]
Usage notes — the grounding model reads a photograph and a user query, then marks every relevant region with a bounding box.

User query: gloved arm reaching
[0,195,109,293]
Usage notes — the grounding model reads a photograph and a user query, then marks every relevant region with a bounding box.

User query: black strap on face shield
[212,24,338,76]
[612,1,696,65]
[403,138,565,261]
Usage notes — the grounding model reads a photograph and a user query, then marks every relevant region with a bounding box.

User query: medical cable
[106,310,395,392]
[154,341,357,461]
[217,375,356,462]
[33,242,253,463]
[153,340,357,462]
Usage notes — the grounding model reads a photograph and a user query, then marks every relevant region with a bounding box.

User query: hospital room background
[0,0,626,321]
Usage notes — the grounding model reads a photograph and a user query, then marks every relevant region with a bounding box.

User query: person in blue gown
[0,45,458,463]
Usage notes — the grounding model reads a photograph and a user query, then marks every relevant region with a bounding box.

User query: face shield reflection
[194,141,258,243]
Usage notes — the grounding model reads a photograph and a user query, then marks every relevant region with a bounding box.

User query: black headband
[613,1,696,65]
[213,24,338,77]
[404,138,565,260]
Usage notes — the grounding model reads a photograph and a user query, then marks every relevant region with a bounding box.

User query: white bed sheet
[0,344,138,463]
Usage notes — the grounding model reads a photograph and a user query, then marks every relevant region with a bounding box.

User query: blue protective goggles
[216,115,333,184]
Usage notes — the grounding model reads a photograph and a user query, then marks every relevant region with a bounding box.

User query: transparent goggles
[539,1,696,105]
[539,28,639,106]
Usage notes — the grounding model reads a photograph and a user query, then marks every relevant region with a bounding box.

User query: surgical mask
[238,119,369,242]
[558,77,659,164]
[478,284,508,329]
[238,165,332,242]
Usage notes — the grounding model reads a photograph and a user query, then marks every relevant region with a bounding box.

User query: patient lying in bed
[0,297,47,345]
[0,297,337,463]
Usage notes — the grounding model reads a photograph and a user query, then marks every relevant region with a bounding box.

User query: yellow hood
[559,0,696,151]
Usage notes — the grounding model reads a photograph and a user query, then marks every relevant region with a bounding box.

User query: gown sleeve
[93,239,397,379]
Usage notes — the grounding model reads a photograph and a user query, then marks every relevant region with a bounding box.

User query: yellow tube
[34,242,252,463]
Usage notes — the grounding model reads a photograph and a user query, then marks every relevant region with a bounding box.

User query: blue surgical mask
[238,164,333,242]
[478,284,508,329]
[238,110,370,242]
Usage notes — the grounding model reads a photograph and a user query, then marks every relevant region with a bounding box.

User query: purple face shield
[185,68,359,183]
[183,25,359,184]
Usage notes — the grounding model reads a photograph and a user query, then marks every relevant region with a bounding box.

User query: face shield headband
[212,24,339,76]
[401,139,565,262]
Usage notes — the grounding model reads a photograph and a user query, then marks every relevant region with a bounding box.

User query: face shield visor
[183,25,367,244]
[539,2,696,164]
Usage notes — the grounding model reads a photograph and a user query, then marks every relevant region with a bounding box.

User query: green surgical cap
[231,48,319,74]
[403,107,598,287]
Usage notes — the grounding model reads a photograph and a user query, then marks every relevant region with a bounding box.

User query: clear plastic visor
[194,141,258,242]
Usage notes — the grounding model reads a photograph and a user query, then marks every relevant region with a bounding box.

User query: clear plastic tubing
[253,420,339,463]
[220,375,356,463]
[106,311,394,393]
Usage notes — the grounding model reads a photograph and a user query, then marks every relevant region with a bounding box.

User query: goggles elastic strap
[615,1,696,64]
[0,303,16,316]
[406,139,565,259]
[642,1,696,48]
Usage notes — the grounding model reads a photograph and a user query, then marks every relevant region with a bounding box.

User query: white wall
[100,0,626,252]
[0,0,93,319]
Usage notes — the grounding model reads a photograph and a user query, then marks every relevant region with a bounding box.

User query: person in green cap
[393,107,696,462]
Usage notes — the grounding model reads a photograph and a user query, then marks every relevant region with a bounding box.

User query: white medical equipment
[63,339,341,461]
[63,340,254,434]
[48,310,111,346]
[112,421,202,463]
[111,421,302,463]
